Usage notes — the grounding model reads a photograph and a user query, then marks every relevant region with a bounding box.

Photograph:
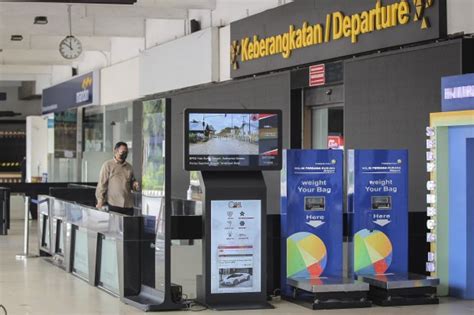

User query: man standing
[96,142,139,215]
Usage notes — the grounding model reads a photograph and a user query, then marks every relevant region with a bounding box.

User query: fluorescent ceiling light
[34,16,48,25]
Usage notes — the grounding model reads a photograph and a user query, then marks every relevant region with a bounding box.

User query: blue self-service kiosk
[348,149,409,276]
[281,150,370,310]
[348,149,439,306]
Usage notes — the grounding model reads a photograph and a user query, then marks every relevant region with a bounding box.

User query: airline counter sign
[42,71,99,114]
[230,0,446,77]
[442,73,474,112]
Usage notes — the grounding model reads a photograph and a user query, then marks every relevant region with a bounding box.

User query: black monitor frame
[184,108,282,171]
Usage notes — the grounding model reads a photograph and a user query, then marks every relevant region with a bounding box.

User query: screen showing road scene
[186,111,280,170]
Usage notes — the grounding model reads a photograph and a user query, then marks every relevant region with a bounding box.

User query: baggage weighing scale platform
[349,150,440,307]
[281,151,371,310]
[358,273,439,306]
[286,276,371,310]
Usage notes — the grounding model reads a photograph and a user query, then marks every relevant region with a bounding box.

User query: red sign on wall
[309,64,325,87]
[328,136,344,150]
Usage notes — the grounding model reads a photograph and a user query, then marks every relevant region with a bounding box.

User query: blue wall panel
[448,126,474,299]
[467,139,474,299]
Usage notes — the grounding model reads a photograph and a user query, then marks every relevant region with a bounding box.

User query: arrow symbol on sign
[373,219,391,227]
[306,220,325,229]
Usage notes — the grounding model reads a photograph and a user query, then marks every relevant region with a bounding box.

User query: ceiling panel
[1,49,78,65]
[0,0,220,69]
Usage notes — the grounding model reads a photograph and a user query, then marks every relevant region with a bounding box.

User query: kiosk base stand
[358,273,439,306]
[285,277,372,310]
[196,275,273,311]
[121,215,186,312]
[123,285,186,312]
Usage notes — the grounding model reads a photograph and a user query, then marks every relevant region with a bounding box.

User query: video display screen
[184,109,282,171]
[371,196,392,210]
[304,196,326,211]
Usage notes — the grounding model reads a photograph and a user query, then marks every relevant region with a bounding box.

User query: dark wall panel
[132,100,143,182]
[463,38,474,73]
[168,72,291,214]
[345,40,462,212]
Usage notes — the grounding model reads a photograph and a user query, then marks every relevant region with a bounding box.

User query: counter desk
[36,195,202,310]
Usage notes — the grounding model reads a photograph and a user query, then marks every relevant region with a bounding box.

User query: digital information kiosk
[348,149,439,306]
[184,109,280,310]
[280,150,370,310]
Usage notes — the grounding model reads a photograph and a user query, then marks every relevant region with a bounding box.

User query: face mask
[119,152,128,161]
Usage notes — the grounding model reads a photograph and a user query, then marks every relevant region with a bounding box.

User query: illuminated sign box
[42,71,100,114]
[441,73,474,112]
[230,0,447,78]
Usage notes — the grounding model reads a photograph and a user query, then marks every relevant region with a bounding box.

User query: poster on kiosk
[281,149,343,296]
[348,150,408,277]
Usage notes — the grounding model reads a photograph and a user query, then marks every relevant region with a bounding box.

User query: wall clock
[59,35,82,60]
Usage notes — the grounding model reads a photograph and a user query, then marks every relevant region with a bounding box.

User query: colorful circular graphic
[287,232,327,278]
[354,229,392,275]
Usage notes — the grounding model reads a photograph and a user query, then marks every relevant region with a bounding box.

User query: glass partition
[39,197,51,251]
[40,214,50,249]
[50,158,79,182]
[83,106,104,152]
[141,98,167,293]
[44,101,134,182]
[55,219,64,255]
[104,102,133,154]
[81,103,133,182]
[48,109,80,182]
[54,110,77,159]
[97,234,120,295]
[72,225,89,280]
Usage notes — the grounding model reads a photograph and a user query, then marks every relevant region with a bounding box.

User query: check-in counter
[37,196,142,299]
[37,194,203,310]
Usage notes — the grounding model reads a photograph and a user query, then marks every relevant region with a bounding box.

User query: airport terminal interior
[0,0,474,314]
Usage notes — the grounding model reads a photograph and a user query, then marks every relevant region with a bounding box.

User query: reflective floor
[1,219,474,315]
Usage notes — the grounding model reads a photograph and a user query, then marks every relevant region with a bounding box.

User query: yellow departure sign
[232,0,435,70]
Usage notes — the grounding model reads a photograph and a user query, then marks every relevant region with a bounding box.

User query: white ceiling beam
[0,81,22,87]
[85,5,186,19]
[31,35,112,51]
[136,0,216,10]
[0,64,54,75]
[0,15,146,37]
[0,35,112,51]
[0,2,194,19]
[94,17,145,37]
[0,1,216,14]
[0,15,95,36]
[0,3,86,17]
[0,73,44,82]
[0,49,79,65]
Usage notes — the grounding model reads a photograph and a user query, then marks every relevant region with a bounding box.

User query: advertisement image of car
[220,273,251,287]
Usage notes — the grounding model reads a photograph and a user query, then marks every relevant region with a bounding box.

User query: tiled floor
[1,219,474,315]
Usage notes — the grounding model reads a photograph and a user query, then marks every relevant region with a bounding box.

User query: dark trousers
[108,205,134,216]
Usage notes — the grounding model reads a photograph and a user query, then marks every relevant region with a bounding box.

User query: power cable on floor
[185,302,208,312]
[0,304,7,315]
[181,293,208,312]
[269,288,282,301]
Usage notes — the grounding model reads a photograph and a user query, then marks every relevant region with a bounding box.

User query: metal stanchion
[16,196,38,260]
